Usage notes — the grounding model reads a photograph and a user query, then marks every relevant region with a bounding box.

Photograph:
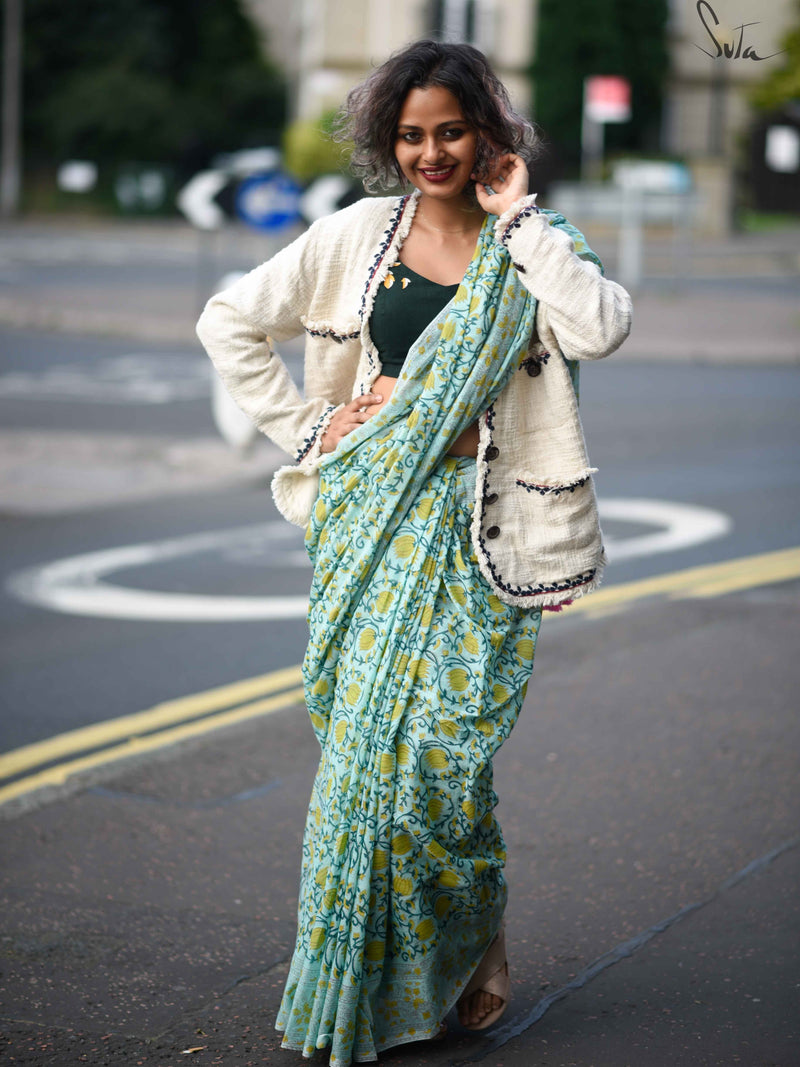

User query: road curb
[0,298,196,343]
[0,430,284,515]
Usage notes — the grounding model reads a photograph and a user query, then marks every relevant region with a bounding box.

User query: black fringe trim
[498,202,541,244]
[358,196,410,321]
[515,475,589,497]
[294,404,337,463]
[305,327,360,344]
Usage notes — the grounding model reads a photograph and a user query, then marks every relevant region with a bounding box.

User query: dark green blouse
[369,260,459,377]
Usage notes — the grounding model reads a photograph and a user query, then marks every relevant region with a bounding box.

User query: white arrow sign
[176,169,228,230]
[300,174,353,223]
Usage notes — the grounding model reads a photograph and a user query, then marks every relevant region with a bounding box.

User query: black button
[526,361,541,377]
[484,492,498,505]
[486,525,501,539]
[485,445,499,461]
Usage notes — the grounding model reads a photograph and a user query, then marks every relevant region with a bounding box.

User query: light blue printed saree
[277,215,548,1065]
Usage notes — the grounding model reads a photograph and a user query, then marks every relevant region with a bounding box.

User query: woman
[197,40,631,1066]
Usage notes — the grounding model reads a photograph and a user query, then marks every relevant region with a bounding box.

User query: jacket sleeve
[494,195,632,360]
[196,221,341,461]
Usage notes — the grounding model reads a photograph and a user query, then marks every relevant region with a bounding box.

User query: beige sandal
[457,925,510,1031]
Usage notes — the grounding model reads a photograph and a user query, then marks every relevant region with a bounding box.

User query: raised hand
[472,153,530,217]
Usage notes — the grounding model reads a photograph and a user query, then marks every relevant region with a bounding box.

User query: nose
[421,136,445,163]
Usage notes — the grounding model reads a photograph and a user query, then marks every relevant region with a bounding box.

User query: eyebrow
[396,120,467,130]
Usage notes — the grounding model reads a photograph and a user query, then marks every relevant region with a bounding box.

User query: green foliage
[739,208,800,231]
[282,111,352,182]
[533,0,669,174]
[23,0,287,177]
[749,1,800,112]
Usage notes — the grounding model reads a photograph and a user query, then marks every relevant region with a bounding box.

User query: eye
[399,131,421,143]
[443,128,465,140]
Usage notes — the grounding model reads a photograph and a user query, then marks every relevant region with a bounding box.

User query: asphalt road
[1,541,798,1066]
[1,221,799,1066]
[1,324,799,754]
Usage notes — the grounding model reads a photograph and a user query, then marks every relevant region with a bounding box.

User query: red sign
[584,76,631,124]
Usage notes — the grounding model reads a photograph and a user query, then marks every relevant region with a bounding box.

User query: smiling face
[394,85,478,203]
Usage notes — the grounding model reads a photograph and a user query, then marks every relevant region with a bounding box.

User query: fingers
[320,393,384,452]
[473,152,530,215]
[493,156,525,190]
[349,393,382,410]
[338,397,382,429]
[483,152,517,179]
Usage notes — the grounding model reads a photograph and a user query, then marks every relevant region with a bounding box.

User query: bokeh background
[1,5,800,1066]
[3,0,800,226]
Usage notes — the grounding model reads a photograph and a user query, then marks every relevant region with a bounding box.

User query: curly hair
[337,40,539,192]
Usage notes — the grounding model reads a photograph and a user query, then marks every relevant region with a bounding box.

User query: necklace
[418,208,483,235]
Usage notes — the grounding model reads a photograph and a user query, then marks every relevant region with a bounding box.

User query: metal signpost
[581,75,632,183]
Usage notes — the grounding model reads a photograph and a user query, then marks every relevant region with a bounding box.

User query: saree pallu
[277,217,542,1065]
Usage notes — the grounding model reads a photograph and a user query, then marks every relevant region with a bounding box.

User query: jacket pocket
[515,468,597,498]
[300,318,361,344]
[508,468,602,579]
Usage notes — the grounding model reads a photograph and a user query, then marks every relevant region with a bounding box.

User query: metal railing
[546,182,701,289]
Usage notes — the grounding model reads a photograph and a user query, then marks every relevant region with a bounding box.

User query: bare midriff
[364,373,480,457]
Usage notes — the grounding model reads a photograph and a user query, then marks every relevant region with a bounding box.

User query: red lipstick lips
[418,165,457,183]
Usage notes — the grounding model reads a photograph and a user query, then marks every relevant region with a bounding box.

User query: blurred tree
[24,0,286,179]
[532,0,669,178]
[282,111,351,183]
[749,0,800,112]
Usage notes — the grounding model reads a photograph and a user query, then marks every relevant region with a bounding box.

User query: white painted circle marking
[7,523,309,621]
[599,498,732,562]
[6,499,732,622]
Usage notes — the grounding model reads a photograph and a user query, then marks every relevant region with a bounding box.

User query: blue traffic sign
[234,172,302,233]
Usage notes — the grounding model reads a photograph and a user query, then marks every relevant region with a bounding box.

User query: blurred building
[243,0,536,118]
[664,0,793,156]
[662,0,797,227]
[244,0,798,226]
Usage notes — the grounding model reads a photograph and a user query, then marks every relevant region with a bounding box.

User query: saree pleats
[276,218,541,1065]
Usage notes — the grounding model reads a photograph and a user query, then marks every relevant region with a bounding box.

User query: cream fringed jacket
[196,191,632,610]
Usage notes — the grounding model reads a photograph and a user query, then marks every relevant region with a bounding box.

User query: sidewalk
[620,288,800,363]
[1,582,798,1065]
[2,208,798,530]
[1,215,798,520]
[1,215,799,360]
[0,430,284,515]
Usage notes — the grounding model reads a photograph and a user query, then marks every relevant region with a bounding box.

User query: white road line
[0,355,211,404]
[6,523,309,621]
[600,498,732,561]
[5,499,732,622]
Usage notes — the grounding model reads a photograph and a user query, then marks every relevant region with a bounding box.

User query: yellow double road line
[0,665,305,808]
[560,544,800,619]
[2,546,799,809]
